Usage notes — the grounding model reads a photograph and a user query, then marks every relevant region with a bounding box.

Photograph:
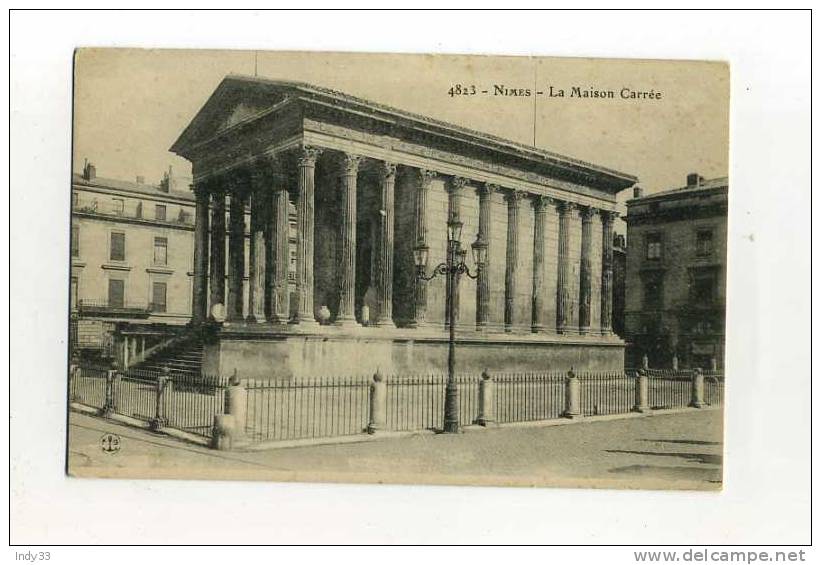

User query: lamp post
[414,212,486,433]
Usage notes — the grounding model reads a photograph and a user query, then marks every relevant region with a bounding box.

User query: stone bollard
[690,368,705,408]
[367,370,387,434]
[633,369,650,413]
[642,354,649,370]
[101,369,117,417]
[225,380,248,441]
[211,414,238,451]
[150,374,170,431]
[68,363,78,402]
[475,370,497,427]
[562,368,582,419]
[710,357,718,372]
[672,354,679,371]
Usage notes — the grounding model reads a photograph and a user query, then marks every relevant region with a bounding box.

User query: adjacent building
[623,174,728,369]
[70,163,197,356]
[169,75,638,378]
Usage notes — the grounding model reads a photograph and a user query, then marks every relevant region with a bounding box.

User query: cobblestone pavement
[68,408,723,490]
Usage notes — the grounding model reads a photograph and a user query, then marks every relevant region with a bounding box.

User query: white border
[8,9,812,547]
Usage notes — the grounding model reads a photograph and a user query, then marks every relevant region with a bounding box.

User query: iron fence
[704,375,724,406]
[385,374,445,432]
[579,372,636,416]
[648,373,692,409]
[494,372,565,423]
[70,365,228,438]
[245,376,371,442]
[69,366,108,409]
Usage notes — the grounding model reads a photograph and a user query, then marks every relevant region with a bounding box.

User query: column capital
[448,176,470,193]
[532,194,553,213]
[555,199,576,214]
[504,189,528,204]
[477,182,499,196]
[579,205,597,221]
[418,168,438,184]
[600,209,620,223]
[298,145,322,167]
[380,161,397,178]
[340,153,362,175]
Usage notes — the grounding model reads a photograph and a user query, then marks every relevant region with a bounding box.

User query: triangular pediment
[170,76,295,157]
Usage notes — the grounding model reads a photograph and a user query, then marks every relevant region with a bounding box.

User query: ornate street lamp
[414,212,485,433]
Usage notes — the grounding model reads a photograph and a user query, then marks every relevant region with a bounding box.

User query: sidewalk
[68,408,723,490]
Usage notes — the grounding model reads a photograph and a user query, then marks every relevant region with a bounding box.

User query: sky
[73,49,729,213]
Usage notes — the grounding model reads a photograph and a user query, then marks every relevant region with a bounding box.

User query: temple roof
[171,75,637,193]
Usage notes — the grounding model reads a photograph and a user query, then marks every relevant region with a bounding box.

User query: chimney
[135,175,145,184]
[633,185,644,198]
[82,160,96,181]
[686,173,704,188]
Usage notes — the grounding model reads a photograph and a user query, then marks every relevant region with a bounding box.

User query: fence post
[213,371,247,450]
[151,368,170,431]
[710,357,718,372]
[672,354,679,371]
[367,370,387,434]
[476,370,496,427]
[562,369,582,419]
[101,369,117,417]
[68,363,78,403]
[642,354,649,370]
[689,368,705,409]
[633,369,650,413]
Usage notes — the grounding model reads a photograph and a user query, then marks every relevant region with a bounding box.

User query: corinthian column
[373,162,396,328]
[475,183,495,329]
[531,195,549,333]
[556,200,574,334]
[600,210,617,335]
[246,181,267,323]
[209,187,226,317]
[191,181,210,324]
[226,182,248,322]
[411,168,437,328]
[446,176,468,328]
[295,146,321,325]
[267,173,290,324]
[336,153,361,326]
[579,206,595,335]
[504,190,525,332]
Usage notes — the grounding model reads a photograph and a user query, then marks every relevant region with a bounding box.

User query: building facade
[171,76,638,378]
[624,174,728,369]
[70,163,197,355]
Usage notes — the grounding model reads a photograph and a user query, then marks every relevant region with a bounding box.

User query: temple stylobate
[171,75,637,378]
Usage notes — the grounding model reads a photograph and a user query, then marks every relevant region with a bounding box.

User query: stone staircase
[132,337,204,378]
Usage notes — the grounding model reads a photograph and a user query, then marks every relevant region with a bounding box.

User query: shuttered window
[108,279,124,308]
[71,225,79,257]
[153,236,168,265]
[110,232,125,261]
[151,282,167,313]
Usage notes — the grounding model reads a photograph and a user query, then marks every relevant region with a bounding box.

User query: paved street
[68,409,723,490]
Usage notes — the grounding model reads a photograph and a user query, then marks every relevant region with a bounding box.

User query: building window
[151,282,167,313]
[110,232,125,261]
[642,275,664,310]
[108,279,124,308]
[153,236,168,265]
[690,268,718,304]
[645,233,662,260]
[112,198,125,216]
[71,225,79,257]
[70,276,78,310]
[696,230,714,256]
[155,204,167,221]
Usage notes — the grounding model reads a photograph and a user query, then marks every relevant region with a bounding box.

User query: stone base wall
[203,324,625,379]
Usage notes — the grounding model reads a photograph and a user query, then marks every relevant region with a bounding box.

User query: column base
[561,412,584,420]
[291,316,319,327]
[334,317,360,328]
[474,418,497,428]
[689,401,704,409]
[372,319,397,329]
[632,406,651,414]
